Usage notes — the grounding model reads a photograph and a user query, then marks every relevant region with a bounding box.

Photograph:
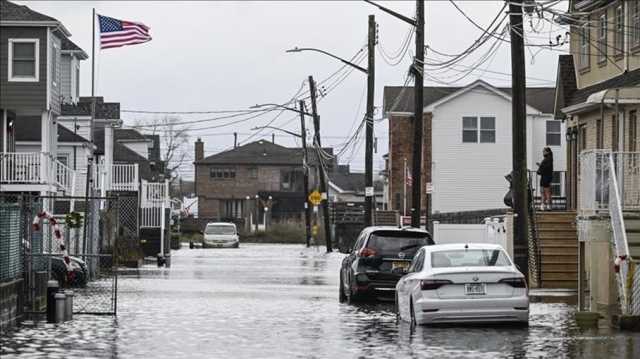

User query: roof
[329,165,383,193]
[60,97,120,119]
[60,36,88,59]
[115,128,148,141]
[361,226,431,235]
[383,81,556,114]
[553,55,577,118]
[426,243,505,251]
[0,0,57,22]
[93,127,160,181]
[0,0,71,36]
[196,140,333,166]
[14,116,88,143]
[566,69,640,108]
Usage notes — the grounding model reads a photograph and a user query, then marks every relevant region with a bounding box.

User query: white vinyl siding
[430,86,566,213]
[8,38,40,82]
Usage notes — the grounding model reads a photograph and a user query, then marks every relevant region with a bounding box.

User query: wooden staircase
[536,211,578,289]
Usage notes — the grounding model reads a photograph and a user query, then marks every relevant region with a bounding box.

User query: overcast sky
[20,1,568,179]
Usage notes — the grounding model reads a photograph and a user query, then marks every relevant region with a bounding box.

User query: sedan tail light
[499,277,527,288]
[420,279,452,290]
[358,247,377,257]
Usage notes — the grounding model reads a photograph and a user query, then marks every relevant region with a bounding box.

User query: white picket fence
[140,180,169,228]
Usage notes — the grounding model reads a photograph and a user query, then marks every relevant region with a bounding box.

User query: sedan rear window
[431,249,511,268]
[205,225,236,235]
[367,231,432,257]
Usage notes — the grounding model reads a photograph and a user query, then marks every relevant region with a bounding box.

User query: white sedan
[396,243,529,326]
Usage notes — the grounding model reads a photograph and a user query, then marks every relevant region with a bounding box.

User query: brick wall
[388,112,432,216]
[195,163,306,219]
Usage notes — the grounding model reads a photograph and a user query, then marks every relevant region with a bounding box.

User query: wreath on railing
[64,212,83,229]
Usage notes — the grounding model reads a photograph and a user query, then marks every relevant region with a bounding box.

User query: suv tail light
[420,279,452,290]
[358,247,377,257]
[499,277,527,288]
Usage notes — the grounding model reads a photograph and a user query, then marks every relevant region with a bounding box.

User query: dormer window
[8,39,39,82]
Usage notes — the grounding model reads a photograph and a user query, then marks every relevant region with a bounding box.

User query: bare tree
[136,116,190,184]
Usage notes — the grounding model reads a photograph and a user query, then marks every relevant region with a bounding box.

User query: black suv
[339,226,433,303]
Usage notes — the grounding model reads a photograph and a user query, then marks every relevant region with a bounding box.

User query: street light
[250,103,312,117]
[250,126,301,138]
[286,47,368,74]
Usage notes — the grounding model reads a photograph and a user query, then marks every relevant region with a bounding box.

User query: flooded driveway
[2,243,639,358]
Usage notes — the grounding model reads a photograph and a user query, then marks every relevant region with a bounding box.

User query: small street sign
[365,186,374,197]
[308,190,322,206]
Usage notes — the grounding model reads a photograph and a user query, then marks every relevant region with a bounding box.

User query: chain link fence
[0,202,21,282]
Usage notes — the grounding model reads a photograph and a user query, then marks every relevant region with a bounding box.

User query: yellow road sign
[308,190,322,206]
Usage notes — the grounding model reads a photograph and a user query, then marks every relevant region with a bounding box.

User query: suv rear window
[367,231,432,257]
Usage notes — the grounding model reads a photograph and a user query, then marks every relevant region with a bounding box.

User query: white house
[384,80,565,214]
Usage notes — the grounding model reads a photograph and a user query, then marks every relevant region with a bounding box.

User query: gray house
[0,0,78,196]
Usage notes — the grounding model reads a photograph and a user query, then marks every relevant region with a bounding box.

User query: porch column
[104,125,114,192]
[41,111,51,153]
[2,109,7,153]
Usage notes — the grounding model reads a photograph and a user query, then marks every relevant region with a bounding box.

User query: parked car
[202,222,240,248]
[339,226,433,303]
[51,256,88,288]
[395,243,529,326]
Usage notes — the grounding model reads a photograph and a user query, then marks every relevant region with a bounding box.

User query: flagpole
[403,158,407,217]
[83,8,97,255]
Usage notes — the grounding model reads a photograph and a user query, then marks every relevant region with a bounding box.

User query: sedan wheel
[410,299,417,328]
[339,274,346,303]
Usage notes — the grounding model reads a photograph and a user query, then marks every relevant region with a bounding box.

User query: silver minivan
[203,222,239,248]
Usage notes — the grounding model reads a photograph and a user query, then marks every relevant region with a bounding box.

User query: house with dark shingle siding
[383,80,561,215]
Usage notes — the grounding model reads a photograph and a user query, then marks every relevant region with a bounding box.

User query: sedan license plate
[392,261,410,271]
[465,283,486,296]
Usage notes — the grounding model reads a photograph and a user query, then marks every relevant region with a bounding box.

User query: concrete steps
[535,211,578,289]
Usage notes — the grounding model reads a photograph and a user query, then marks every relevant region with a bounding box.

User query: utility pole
[364,15,376,227]
[299,100,312,247]
[410,0,425,228]
[509,0,530,281]
[309,75,333,252]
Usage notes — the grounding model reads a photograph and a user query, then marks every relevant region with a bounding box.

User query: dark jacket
[537,155,553,178]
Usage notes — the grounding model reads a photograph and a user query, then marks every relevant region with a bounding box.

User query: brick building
[194,138,333,223]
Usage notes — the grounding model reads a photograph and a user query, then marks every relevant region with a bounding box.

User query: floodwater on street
[2,243,639,359]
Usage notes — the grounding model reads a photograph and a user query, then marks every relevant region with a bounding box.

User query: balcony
[96,163,139,192]
[0,152,76,194]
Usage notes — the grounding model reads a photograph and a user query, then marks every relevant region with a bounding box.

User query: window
[551,171,562,196]
[209,168,235,179]
[408,250,425,273]
[615,5,624,57]
[462,116,495,143]
[546,120,561,146]
[8,39,39,82]
[597,13,607,64]
[51,43,58,86]
[630,111,638,152]
[596,118,604,148]
[633,1,640,48]
[462,116,478,143]
[75,66,80,99]
[430,249,511,268]
[612,114,619,151]
[248,167,258,179]
[480,117,496,143]
[579,23,590,69]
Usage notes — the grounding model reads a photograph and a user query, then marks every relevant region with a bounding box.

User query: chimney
[234,132,238,148]
[272,133,275,144]
[195,138,204,161]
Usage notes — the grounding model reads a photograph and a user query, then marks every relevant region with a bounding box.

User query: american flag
[98,14,151,50]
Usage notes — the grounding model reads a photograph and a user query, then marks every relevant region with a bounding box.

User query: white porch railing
[140,180,169,228]
[0,152,76,194]
[579,150,640,316]
[579,151,640,215]
[96,163,139,192]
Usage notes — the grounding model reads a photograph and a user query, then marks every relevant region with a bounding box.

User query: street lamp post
[287,15,376,227]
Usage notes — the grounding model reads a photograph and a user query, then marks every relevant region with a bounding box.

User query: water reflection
[2,244,639,359]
